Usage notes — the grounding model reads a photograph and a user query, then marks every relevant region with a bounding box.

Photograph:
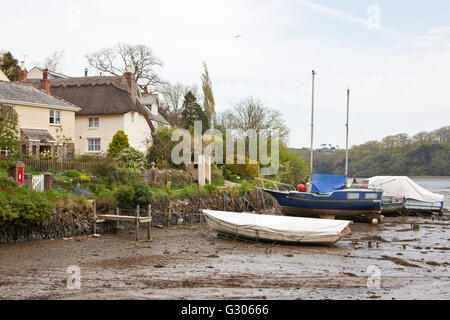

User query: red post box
[17,167,24,185]
[14,161,25,186]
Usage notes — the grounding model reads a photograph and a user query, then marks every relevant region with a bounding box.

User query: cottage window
[88,138,101,152]
[49,110,61,125]
[89,117,99,128]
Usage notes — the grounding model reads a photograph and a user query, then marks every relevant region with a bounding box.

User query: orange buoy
[297,184,306,192]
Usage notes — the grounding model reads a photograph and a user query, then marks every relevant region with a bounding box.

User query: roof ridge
[0,81,81,111]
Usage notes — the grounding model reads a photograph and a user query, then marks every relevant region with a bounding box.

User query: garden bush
[108,167,141,186]
[130,179,152,208]
[96,189,117,212]
[211,165,224,185]
[10,189,54,225]
[222,155,259,179]
[116,147,146,169]
[62,169,81,178]
[107,130,130,157]
[114,185,135,209]
[0,171,17,190]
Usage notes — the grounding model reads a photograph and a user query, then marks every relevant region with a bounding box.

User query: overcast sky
[2,0,449,148]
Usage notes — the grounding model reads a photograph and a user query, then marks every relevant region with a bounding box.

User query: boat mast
[310,70,316,177]
[345,87,350,177]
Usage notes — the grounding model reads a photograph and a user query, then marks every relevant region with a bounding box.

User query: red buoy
[297,184,306,192]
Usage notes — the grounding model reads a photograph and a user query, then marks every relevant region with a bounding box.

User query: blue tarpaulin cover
[311,174,346,193]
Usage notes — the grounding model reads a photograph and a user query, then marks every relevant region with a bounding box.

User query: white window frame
[365,193,378,200]
[49,110,61,125]
[88,117,99,128]
[347,193,361,200]
[87,138,101,152]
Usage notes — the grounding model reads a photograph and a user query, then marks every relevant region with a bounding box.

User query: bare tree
[43,50,64,72]
[86,43,164,89]
[158,82,189,113]
[218,96,290,144]
[34,50,65,73]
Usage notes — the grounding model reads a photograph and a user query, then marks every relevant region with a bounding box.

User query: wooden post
[147,204,151,240]
[168,202,172,228]
[136,205,140,241]
[223,190,226,211]
[116,207,120,231]
[93,200,97,235]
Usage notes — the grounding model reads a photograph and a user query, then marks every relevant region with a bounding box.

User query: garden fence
[20,159,95,173]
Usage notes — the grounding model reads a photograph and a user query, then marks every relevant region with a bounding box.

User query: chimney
[40,69,50,93]
[123,65,136,103]
[18,61,27,82]
[84,68,88,77]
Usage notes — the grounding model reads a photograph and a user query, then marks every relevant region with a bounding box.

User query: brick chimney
[18,61,27,82]
[40,69,50,93]
[123,65,136,103]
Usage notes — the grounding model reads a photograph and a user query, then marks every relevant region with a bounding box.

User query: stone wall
[0,210,114,243]
[0,189,278,243]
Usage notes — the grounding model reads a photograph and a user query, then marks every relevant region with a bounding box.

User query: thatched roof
[25,76,141,116]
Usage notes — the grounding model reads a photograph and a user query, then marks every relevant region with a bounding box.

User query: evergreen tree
[181,91,208,132]
[107,130,130,157]
[0,52,20,82]
[201,62,215,128]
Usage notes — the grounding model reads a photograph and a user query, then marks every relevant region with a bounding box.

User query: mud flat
[0,215,449,300]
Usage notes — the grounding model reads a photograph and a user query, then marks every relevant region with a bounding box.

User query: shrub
[108,167,141,186]
[116,147,146,169]
[147,128,184,169]
[0,195,16,222]
[62,169,81,178]
[223,155,259,179]
[96,189,117,212]
[0,171,17,189]
[166,169,192,189]
[107,130,130,157]
[114,179,152,210]
[10,190,54,225]
[130,179,152,208]
[203,183,217,194]
[92,156,118,177]
[211,165,224,185]
[275,146,309,185]
[114,185,135,209]
[0,159,16,171]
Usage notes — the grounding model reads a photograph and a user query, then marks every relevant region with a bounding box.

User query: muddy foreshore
[0,214,449,300]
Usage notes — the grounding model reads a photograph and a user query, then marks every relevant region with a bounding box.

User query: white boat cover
[202,210,351,242]
[367,176,444,203]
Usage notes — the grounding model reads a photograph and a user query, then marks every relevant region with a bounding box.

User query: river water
[411,176,450,209]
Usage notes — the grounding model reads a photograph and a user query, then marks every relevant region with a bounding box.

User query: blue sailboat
[261,174,383,219]
[261,72,383,219]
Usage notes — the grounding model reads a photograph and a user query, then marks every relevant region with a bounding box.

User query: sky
[1,0,449,148]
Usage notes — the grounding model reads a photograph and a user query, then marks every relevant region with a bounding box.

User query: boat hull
[382,197,444,215]
[202,210,352,245]
[263,189,383,218]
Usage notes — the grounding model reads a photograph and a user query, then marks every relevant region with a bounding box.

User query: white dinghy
[201,210,352,245]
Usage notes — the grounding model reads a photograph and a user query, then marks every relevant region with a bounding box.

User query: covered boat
[367,176,444,214]
[260,174,383,219]
[202,209,352,245]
